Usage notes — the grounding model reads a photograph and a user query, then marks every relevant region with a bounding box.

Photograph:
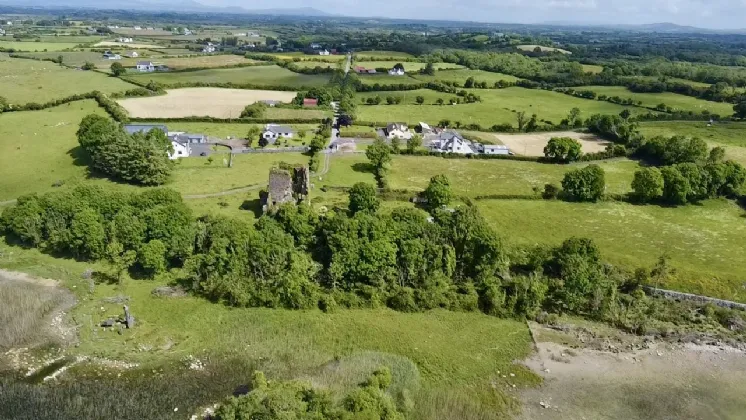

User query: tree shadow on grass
[240,199,264,218]
[66,146,90,167]
[351,162,375,174]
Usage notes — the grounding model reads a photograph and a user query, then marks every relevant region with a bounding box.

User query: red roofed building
[303,98,318,107]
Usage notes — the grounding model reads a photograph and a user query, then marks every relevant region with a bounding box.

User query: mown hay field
[496,131,610,156]
[94,41,164,49]
[117,87,299,118]
[0,55,136,104]
[117,55,266,70]
[354,61,464,72]
[123,64,331,88]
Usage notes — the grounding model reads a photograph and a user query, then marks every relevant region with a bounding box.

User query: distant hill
[541,21,740,34]
[0,0,332,16]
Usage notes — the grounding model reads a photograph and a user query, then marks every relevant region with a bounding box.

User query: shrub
[542,183,560,199]
[561,165,606,202]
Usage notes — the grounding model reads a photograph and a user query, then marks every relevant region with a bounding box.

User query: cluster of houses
[382,122,511,155]
[202,42,217,53]
[123,124,206,160]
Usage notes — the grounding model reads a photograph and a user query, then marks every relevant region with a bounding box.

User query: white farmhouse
[126,51,139,58]
[103,51,122,60]
[384,122,412,140]
[429,131,478,154]
[168,137,191,159]
[318,49,330,56]
[262,124,295,144]
[136,61,155,72]
[388,68,405,76]
[117,37,133,43]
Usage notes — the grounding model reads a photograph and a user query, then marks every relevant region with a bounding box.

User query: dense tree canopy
[543,137,583,163]
[561,165,606,202]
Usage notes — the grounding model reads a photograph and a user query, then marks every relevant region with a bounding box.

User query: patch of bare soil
[495,131,610,157]
[117,87,297,118]
[518,322,746,420]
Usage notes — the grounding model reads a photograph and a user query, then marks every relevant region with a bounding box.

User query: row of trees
[1,187,193,284]
[77,114,174,185]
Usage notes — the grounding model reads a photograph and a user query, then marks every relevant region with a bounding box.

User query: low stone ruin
[100,305,135,329]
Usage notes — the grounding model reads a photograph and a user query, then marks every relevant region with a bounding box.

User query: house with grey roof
[384,122,412,140]
[262,124,295,144]
[136,61,155,72]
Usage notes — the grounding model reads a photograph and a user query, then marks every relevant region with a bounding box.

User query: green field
[357,89,457,105]
[0,239,537,420]
[577,86,733,115]
[639,121,746,165]
[516,45,571,54]
[411,68,520,85]
[0,56,137,104]
[119,55,266,70]
[623,76,712,88]
[358,74,427,86]
[0,101,109,201]
[582,64,604,74]
[123,64,330,87]
[356,50,415,58]
[478,199,746,301]
[13,51,127,68]
[355,61,463,72]
[356,87,639,127]
[268,52,347,61]
[0,41,82,51]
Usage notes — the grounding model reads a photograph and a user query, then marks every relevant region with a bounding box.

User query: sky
[198,0,746,29]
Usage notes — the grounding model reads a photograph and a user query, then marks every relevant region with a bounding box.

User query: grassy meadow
[13,51,121,68]
[356,87,638,127]
[354,61,464,72]
[411,68,520,85]
[123,64,330,87]
[0,238,537,420]
[118,55,266,70]
[0,100,110,201]
[356,51,415,58]
[639,121,746,166]
[0,56,137,104]
[577,86,733,115]
[0,41,82,51]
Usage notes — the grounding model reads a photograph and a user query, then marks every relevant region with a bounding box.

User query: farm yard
[575,85,734,115]
[117,88,301,118]
[0,55,137,104]
[122,64,331,87]
[495,131,611,156]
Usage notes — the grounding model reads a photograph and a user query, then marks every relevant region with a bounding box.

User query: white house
[202,45,216,53]
[262,124,295,143]
[117,37,133,43]
[318,49,330,56]
[168,138,191,160]
[388,68,405,76]
[384,123,412,140]
[126,51,139,58]
[429,131,478,154]
[0,28,6,35]
[103,51,121,60]
[133,26,142,30]
[136,61,155,72]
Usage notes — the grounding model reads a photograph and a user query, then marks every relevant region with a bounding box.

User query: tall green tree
[110,62,126,76]
[424,174,453,211]
[366,139,392,176]
[543,137,582,163]
[561,165,606,202]
[348,182,379,214]
[631,167,664,202]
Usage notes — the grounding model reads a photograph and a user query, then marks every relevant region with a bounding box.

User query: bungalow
[318,49,330,56]
[117,37,133,43]
[103,51,121,60]
[168,132,207,144]
[429,131,477,154]
[384,123,412,140]
[262,124,295,143]
[388,68,405,76]
[136,61,155,72]
[126,51,139,58]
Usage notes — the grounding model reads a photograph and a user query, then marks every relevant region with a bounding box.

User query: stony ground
[518,322,746,420]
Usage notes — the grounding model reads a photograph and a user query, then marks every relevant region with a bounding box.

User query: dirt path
[518,322,746,420]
